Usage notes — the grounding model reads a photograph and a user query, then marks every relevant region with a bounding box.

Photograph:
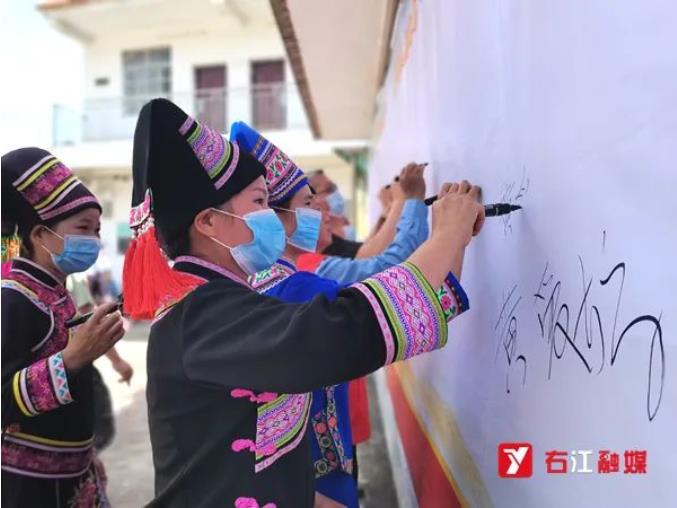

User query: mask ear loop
[208,208,243,250]
[39,227,64,256]
[270,207,299,244]
[210,207,242,221]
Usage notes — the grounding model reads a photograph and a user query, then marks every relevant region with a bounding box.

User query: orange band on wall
[387,367,462,508]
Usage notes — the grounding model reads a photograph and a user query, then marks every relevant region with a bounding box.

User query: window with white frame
[122,48,171,115]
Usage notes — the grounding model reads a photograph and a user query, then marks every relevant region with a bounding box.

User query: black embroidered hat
[129,98,265,248]
[1,147,101,261]
[123,98,265,319]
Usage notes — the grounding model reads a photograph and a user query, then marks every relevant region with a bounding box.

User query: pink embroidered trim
[12,155,54,186]
[24,358,60,413]
[1,437,93,479]
[38,178,79,213]
[4,268,75,358]
[39,178,79,213]
[214,140,239,190]
[230,389,278,404]
[352,283,396,365]
[20,162,71,206]
[362,263,447,362]
[1,280,51,314]
[234,497,277,508]
[174,256,249,287]
[129,189,152,228]
[41,195,100,222]
[178,116,195,135]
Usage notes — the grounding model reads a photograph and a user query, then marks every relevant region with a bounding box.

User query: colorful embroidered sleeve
[10,352,73,417]
[351,261,468,365]
[2,288,72,426]
[180,262,468,394]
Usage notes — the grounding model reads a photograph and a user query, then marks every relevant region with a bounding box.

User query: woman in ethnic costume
[1,147,125,507]
[122,98,484,508]
[232,122,467,507]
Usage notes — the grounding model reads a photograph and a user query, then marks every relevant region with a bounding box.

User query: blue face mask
[210,208,286,276]
[325,189,345,216]
[44,229,101,275]
[343,224,357,241]
[276,206,321,252]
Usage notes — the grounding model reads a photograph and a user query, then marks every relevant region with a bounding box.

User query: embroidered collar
[9,257,63,290]
[173,255,249,287]
[276,258,297,274]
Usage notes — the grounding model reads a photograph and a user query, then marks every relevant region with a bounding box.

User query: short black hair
[162,227,190,260]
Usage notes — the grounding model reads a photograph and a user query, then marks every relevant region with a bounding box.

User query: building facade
[40,0,362,284]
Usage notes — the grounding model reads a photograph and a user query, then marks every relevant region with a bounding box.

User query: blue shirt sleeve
[315,199,428,285]
[265,272,341,302]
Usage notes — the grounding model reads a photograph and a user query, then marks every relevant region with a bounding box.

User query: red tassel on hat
[123,223,202,320]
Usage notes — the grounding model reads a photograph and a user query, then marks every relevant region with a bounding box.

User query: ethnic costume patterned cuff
[12,351,73,416]
[352,261,469,366]
[438,270,470,320]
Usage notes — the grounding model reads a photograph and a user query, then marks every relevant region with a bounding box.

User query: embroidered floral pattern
[23,358,58,414]
[68,464,110,507]
[249,136,306,206]
[312,386,352,478]
[439,271,469,318]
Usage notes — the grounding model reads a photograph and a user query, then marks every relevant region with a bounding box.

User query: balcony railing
[53,84,308,146]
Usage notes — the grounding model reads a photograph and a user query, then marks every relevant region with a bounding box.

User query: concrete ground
[97,324,399,508]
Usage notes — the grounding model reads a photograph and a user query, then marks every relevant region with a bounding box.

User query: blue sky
[0,0,83,153]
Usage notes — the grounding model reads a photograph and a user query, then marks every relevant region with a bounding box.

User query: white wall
[371,1,677,507]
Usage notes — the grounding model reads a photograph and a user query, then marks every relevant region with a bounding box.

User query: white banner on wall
[371,1,677,506]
